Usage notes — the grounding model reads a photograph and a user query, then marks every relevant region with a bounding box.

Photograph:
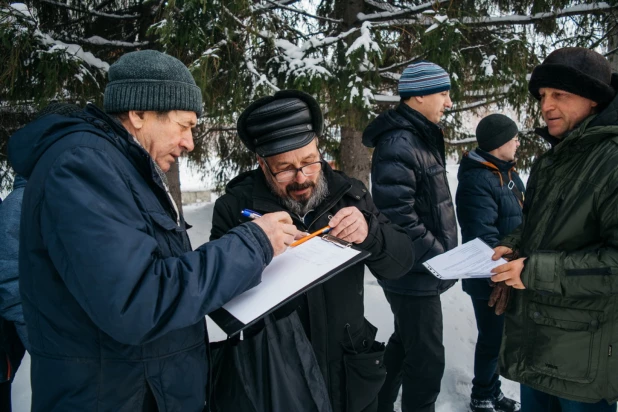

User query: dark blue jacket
[455,149,525,299]
[0,175,28,383]
[8,104,273,412]
[0,175,28,349]
[363,103,457,296]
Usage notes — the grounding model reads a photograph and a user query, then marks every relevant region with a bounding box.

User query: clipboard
[208,235,370,337]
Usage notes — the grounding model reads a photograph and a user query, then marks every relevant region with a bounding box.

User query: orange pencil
[290,225,331,247]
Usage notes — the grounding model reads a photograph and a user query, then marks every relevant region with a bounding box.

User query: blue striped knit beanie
[398,61,451,98]
[104,50,203,116]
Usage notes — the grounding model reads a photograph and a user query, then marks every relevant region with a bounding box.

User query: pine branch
[57,35,150,48]
[461,3,618,27]
[263,0,342,24]
[40,0,140,19]
[358,0,451,22]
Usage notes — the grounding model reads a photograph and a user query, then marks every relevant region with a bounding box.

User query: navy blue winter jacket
[8,104,273,412]
[363,103,457,296]
[0,175,28,383]
[455,149,525,299]
[0,175,28,349]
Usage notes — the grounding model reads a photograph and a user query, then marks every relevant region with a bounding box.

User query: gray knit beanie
[104,50,203,116]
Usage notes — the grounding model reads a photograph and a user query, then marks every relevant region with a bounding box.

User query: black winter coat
[363,103,457,296]
[8,104,273,412]
[210,164,414,412]
[455,149,525,299]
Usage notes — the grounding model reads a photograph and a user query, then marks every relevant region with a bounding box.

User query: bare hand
[253,212,301,256]
[492,246,513,261]
[328,207,369,244]
[491,258,527,289]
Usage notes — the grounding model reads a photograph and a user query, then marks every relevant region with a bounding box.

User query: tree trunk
[165,159,184,216]
[339,126,372,188]
[334,0,372,187]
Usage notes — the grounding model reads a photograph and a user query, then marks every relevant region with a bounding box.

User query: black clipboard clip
[320,234,352,248]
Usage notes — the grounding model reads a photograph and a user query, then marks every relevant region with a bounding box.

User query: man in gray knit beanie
[104,49,203,173]
[8,49,300,411]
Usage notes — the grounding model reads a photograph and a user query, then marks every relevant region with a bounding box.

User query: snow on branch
[40,0,139,19]
[345,22,380,57]
[245,56,280,92]
[40,34,110,72]
[358,0,451,22]
[274,38,331,78]
[461,3,617,26]
[262,0,342,24]
[77,35,149,48]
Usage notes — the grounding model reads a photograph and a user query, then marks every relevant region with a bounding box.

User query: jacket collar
[473,148,516,172]
[395,103,446,165]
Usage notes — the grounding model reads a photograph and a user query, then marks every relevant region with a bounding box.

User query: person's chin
[290,188,312,201]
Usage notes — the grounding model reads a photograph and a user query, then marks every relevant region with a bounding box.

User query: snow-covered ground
[11,164,521,412]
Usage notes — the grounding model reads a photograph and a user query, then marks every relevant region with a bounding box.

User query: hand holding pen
[241,209,302,256]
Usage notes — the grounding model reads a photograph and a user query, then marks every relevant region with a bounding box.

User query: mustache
[286,180,315,195]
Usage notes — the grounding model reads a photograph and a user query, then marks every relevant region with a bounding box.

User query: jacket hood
[362,103,440,148]
[589,73,618,129]
[458,149,515,179]
[8,105,128,179]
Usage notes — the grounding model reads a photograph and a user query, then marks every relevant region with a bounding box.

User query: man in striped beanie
[363,61,457,412]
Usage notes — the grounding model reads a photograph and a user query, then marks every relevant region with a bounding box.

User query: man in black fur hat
[210,90,414,412]
[491,47,618,411]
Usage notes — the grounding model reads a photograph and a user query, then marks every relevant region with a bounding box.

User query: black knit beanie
[529,47,615,106]
[237,90,323,157]
[476,113,519,152]
[104,50,203,116]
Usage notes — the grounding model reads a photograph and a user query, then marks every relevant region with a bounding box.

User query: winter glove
[488,251,519,316]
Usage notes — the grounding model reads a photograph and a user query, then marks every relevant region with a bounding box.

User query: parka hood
[362,103,440,148]
[8,105,128,179]
[458,149,515,180]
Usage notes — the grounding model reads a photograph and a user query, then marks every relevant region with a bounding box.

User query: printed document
[222,237,361,324]
[422,238,507,280]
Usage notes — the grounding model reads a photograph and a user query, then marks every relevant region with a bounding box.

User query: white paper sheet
[222,237,361,325]
[422,238,507,280]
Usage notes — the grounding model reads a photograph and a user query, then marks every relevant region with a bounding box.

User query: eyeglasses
[262,159,323,183]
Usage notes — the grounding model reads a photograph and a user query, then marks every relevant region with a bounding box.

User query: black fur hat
[237,90,323,157]
[529,47,615,106]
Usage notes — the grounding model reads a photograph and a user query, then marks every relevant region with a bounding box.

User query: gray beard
[265,171,329,218]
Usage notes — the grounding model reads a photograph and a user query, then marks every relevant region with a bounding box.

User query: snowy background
[11,163,523,412]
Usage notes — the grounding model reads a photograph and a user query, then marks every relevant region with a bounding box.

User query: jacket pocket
[526,302,604,383]
[147,211,187,258]
[341,320,387,412]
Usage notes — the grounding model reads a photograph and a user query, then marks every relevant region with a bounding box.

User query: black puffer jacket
[456,149,525,299]
[363,103,457,296]
[210,164,414,412]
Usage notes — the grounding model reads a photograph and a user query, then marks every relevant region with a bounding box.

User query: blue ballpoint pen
[241,209,263,220]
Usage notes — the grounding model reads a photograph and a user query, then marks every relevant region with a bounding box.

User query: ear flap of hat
[237,90,324,157]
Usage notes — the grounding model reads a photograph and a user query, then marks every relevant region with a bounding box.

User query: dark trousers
[470,297,504,400]
[377,291,444,412]
[0,381,11,412]
[521,385,617,412]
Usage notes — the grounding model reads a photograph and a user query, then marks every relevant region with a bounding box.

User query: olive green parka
[499,75,618,404]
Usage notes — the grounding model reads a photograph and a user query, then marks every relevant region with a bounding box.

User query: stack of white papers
[422,238,507,280]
